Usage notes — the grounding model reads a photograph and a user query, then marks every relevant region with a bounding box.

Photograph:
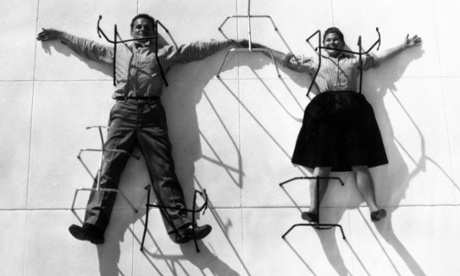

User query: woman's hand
[403,34,422,49]
[36,28,61,41]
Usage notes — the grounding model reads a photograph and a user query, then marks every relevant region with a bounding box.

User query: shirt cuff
[58,31,74,45]
[367,52,381,68]
[282,53,295,68]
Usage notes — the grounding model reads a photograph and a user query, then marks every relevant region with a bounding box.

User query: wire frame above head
[304,27,381,97]
[96,15,171,87]
[216,0,284,78]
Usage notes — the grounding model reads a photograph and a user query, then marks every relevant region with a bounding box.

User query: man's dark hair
[323,27,345,44]
[130,14,156,31]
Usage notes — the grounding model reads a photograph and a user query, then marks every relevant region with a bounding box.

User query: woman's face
[324,33,345,58]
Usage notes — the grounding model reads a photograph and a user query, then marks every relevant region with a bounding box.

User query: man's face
[131,18,155,42]
[323,33,344,58]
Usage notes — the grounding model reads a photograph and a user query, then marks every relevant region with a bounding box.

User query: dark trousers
[84,98,191,233]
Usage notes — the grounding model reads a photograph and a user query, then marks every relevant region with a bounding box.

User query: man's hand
[36,28,61,41]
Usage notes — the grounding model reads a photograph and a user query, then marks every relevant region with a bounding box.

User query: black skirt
[291,91,388,172]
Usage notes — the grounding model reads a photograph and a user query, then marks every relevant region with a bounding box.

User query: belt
[116,96,161,102]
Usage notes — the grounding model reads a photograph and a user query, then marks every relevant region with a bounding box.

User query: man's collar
[133,40,153,49]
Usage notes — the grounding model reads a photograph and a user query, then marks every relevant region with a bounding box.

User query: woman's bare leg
[352,166,378,211]
[352,165,386,221]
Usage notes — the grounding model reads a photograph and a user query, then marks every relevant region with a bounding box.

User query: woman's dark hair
[130,14,156,31]
[323,27,345,44]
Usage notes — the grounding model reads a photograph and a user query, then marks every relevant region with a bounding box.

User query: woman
[250,27,421,222]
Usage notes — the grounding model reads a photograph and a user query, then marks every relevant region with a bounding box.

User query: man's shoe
[371,209,387,222]
[69,224,104,244]
[301,211,319,223]
[174,224,212,244]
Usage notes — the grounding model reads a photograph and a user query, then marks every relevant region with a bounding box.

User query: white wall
[1,0,459,275]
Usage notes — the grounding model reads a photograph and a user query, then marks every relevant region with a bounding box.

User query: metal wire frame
[70,126,140,214]
[96,15,170,87]
[305,28,381,97]
[140,186,209,253]
[216,0,281,78]
[280,176,346,240]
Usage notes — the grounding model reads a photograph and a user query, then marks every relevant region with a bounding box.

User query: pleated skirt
[291,91,388,172]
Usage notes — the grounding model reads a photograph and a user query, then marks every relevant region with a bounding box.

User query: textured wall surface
[1,0,459,275]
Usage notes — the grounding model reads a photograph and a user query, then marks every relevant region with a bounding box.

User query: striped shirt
[59,32,232,98]
[282,53,380,93]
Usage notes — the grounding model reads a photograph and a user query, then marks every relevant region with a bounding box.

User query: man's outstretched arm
[37,28,113,65]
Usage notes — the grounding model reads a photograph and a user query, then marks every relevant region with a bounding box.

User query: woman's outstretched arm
[376,34,422,62]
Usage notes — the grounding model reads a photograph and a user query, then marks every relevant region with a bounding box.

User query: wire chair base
[280,176,347,240]
[71,126,140,219]
[140,185,209,253]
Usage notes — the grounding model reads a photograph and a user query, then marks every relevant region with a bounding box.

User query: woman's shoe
[301,211,319,223]
[371,209,387,222]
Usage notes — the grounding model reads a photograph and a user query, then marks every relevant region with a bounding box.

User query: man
[37,14,241,244]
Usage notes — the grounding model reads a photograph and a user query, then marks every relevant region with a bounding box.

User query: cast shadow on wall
[40,40,113,78]
[146,50,247,275]
[136,36,316,274]
[336,48,431,276]
[95,50,243,275]
[362,46,456,276]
